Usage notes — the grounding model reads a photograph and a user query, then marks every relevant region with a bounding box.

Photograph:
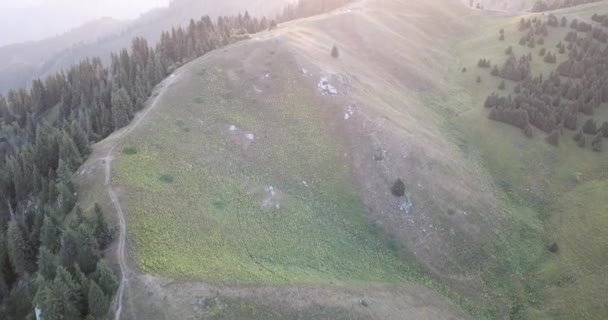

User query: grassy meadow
[423,5,608,319]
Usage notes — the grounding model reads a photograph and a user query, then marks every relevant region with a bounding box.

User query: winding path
[105,73,180,320]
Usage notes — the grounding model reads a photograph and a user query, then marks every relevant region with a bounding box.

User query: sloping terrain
[468,0,604,12]
[74,0,608,319]
[0,0,291,94]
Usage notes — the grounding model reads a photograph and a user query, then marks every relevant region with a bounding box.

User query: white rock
[229,125,237,131]
[246,133,255,141]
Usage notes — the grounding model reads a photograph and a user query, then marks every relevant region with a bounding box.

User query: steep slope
[73,0,516,319]
[0,0,291,94]
[74,0,608,319]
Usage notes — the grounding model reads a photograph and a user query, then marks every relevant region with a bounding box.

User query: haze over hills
[1,0,607,319]
[0,0,292,94]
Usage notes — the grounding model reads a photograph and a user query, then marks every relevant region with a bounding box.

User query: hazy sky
[0,0,171,46]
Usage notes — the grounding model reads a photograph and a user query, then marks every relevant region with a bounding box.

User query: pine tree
[53,267,82,320]
[95,260,118,297]
[583,119,598,134]
[7,220,36,276]
[38,247,58,280]
[92,204,113,249]
[331,45,339,58]
[59,131,83,171]
[111,87,133,129]
[40,215,60,253]
[60,229,78,270]
[56,160,76,216]
[75,224,100,274]
[88,281,109,319]
[0,232,7,293]
[599,122,608,137]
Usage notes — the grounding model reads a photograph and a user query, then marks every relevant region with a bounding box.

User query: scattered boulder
[318,77,338,95]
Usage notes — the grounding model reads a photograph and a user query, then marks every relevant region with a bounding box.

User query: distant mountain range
[0,0,290,94]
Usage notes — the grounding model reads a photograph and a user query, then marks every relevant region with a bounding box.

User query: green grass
[422,8,608,319]
[114,59,422,285]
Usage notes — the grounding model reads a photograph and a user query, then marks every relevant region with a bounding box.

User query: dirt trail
[104,73,180,320]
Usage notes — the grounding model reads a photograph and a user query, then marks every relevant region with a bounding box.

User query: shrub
[159,173,174,183]
[331,45,339,58]
[545,130,560,146]
[391,179,405,197]
[548,242,559,253]
[498,80,506,90]
[122,146,138,155]
[583,119,598,135]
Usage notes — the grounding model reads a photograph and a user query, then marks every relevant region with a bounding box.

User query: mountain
[0,0,292,94]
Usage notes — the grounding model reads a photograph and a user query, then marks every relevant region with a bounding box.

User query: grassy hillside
[73,0,608,319]
[426,2,608,318]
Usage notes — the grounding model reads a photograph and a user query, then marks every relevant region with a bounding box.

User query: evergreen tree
[331,45,339,58]
[7,220,36,276]
[56,160,76,216]
[60,229,78,270]
[583,119,598,134]
[92,204,113,249]
[37,247,58,280]
[0,232,7,293]
[87,281,108,320]
[111,87,133,129]
[75,224,100,274]
[52,267,81,320]
[95,260,118,297]
[40,215,60,253]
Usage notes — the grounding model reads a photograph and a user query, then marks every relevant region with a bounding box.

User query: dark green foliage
[600,122,608,138]
[505,46,513,55]
[75,225,100,274]
[88,282,108,319]
[391,179,406,197]
[111,88,133,129]
[498,80,506,90]
[543,51,557,63]
[548,242,559,253]
[0,1,344,315]
[583,119,598,135]
[499,33,505,41]
[37,247,58,280]
[331,45,339,58]
[545,130,560,146]
[122,146,138,155]
[159,173,174,183]
[92,204,113,250]
[591,134,603,152]
[40,215,60,253]
[491,65,499,76]
[484,15,608,148]
[477,58,491,68]
[573,129,584,142]
[477,76,482,83]
[60,229,78,270]
[7,221,36,276]
[578,135,587,148]
[95,260,118,297]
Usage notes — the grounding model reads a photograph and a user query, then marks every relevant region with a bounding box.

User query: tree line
[0,0,353,318]
[481,13,608,150]
[531,0,601,12]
